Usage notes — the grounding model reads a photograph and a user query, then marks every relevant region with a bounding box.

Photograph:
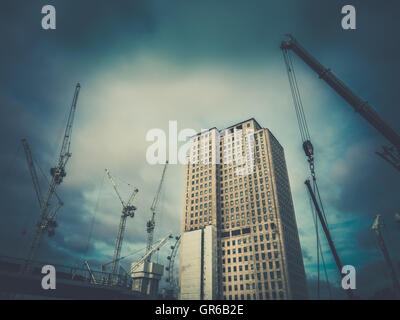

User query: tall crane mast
[21,83,80,273]
[146,161,168,261]
[105,169,139,279]
[21,139,44,209]
[21,139,64,238]
[281,35,400,172]
[371,215,400,297]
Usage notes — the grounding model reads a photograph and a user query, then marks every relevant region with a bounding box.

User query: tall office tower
[179,118,307,300]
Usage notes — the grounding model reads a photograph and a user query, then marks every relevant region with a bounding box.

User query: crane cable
[309,183,333,299]
[115,174,135,187]
[84,171,106,255]
[105,235,171,271]
[307,193,319,297]
[283,48,311,143]
[283,48,333,298]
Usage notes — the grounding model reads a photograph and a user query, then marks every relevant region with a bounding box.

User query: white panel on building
[203,225,218,300]
[180,226,218,300]
[180,229,202,300]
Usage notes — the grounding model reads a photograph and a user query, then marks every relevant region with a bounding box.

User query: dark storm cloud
[0,0,158,263]
[0,0,399,298]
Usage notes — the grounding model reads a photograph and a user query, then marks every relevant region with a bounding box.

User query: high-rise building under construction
[179,118,307,300]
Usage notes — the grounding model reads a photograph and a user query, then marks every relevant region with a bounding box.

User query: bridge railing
[0,255,132,289]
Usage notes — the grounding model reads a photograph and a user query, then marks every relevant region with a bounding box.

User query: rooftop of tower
[189,118,264,139]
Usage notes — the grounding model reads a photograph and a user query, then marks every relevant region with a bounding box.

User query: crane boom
[111,212,129,277]
[105,168,138,279]
[57,83,81,175]
[21,84,80,273]
[282,42,354,298]
[281,35,400,154]
[131,233,172,274]
[146,161,168,260]
[105,169,126,207]
[21,139,44,208]
[47,201,63,225]
[150,161,169,213]
[21,139,63,207]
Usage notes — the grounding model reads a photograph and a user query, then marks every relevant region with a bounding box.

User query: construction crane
[21,83,81,273]
[21,139,44,209]
[85,233,172,287]
[305,180,349,295]
[281,34,400,172]
[21,139,64,238]
[101,251,140,273]
[105,168,139,279]
[101,234,172,273]
[371,215,400,297]
[281,37,355,299]
[146,161,168,261]
[131,232,172,274]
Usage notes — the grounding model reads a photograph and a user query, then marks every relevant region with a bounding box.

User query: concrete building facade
[179,225,218,300]
[179,118,308,300]
[131,261,164,297]
[180,119,307,300]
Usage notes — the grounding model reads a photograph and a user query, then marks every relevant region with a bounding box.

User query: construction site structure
[164,234,181,298]
[21,139,64,239]
[146,161,168,261]
[371,215,400,297]
[131,233,172,297]
[281,35,400,299]
[84,260,98,285]
[21,83,81,273]
[105,168,139,280]
[305,179,353,299]
[281,34,400,172]
[282,36,355,299]
[22,139,45,209]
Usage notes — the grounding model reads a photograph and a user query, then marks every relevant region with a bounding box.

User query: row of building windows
[188,217,213,224]
[222,238,279,255]
[223,277,283,289]
[221,247,279,265]
[224,290,285,301]
[223,269,282,284]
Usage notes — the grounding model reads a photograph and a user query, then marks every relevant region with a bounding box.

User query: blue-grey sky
[1,0,399,299]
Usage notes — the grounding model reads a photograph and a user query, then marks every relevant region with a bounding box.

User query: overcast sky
[1,0,399,299]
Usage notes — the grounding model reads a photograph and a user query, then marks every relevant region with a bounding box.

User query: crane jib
[21,83,81,274]
[282,36,400,152]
